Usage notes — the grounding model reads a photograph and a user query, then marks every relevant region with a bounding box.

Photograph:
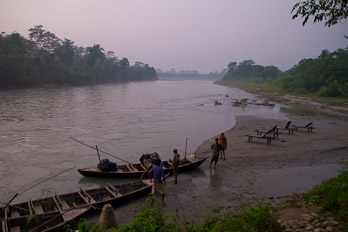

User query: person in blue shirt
[148,159,166,206]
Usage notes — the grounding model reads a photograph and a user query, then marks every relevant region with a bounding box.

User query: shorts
[211,155,219,162]
[173,166,178,176]
[152,183,164,194]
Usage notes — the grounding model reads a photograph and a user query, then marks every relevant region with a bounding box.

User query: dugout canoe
[0,180,152,232]
[77,156,208,178]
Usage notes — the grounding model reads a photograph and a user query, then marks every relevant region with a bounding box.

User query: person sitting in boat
[140,152,162,169]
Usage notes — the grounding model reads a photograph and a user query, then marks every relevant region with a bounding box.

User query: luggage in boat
[98,158,117,171]
[139,152,161,168]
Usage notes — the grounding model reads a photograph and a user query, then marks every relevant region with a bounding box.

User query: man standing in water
[148,159,166,206]
[218,132,227,160]
[171,148,180,184]
[209,138,224,169]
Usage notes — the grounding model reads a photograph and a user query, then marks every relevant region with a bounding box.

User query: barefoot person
[218,132,227,160]
[209,138,223,169]
[171,148,180,184]
[148,159,166,205]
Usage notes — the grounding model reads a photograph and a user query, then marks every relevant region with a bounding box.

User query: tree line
[223,46,348,97]
[0,25,157,89]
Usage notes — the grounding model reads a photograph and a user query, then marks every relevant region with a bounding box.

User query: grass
[72,196,281,232]
[303,163,348,227]
[216,79,348,107]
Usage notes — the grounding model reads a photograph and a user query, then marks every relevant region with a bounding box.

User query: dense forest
[0,25,157,88]
[223,47,348,97]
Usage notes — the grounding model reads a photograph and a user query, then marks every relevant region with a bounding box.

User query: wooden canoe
[78,157,208,178]
[0,180,152,232]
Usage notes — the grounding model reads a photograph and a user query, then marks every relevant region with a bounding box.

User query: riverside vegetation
[0,25,157,89]
[66,165,347,232]
[217,44,348,108]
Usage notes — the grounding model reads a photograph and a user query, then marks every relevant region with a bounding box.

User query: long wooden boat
[0,180,151,232]
[78,156,208,178]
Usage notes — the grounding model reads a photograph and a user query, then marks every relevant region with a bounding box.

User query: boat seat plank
[2,220,7,232]
[80,188,97,204]
[53,196,62,212]
[139,163,147,171]
[108,184,122,196]
[77,192,89,204]
[10,226,20,232]
[34,205,44,214]
[10,211,20,218]
[126,165,133,172]
[129,164,136,171]
[27,202,33,215]
[60,201,70,211]
[105,187,118,198]
[55,194,63,203]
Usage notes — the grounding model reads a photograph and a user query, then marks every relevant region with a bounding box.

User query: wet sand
[86,114,348,226]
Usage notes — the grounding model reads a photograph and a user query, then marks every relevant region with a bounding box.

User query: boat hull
[77,157,208,179]
[0,180,152,232]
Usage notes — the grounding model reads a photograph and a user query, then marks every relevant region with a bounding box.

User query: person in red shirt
[218,132,227,160]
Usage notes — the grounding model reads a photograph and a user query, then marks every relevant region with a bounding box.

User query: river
[0,79,287,203]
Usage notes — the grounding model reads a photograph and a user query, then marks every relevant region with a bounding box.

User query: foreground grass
[303,163,348,227]
[73,196,281,232]
[216,79,348,107]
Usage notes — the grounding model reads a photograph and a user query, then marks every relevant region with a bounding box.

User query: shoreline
[89,113,348,226]
[215,80,348,116]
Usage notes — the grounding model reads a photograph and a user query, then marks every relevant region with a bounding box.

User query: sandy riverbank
[86,114,348,226]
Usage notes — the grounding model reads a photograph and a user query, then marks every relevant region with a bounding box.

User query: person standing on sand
[148,159,166,206]
[170,148,180,184]
[218,132,227,160]
[209,138,223,169]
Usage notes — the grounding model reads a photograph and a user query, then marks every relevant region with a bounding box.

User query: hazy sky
[1,0,347,73]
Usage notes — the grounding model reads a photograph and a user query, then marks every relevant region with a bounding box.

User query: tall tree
[292,0,348,27]
[28,25,61,53]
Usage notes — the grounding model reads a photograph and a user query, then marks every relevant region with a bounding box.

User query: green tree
[28,25,61,53]
[54,39,74,65]
[86,44,105,67]
[292,0,348,27]
[0,27,157,89]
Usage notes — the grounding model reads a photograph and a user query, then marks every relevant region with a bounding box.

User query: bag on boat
[139,152,161,168]
[98,159,117,171]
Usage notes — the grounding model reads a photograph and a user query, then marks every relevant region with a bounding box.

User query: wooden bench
[275,127,294,135]
[254,129,280,138]
[291,122,315,132]
[245,134,273,145]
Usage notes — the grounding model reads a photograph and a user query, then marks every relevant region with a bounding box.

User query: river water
[1,79,288,203]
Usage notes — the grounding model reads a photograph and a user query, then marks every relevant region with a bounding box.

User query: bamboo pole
[184,138,188,159]
[69,137,130,164]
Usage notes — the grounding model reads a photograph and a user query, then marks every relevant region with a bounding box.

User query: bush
[304,163,348,224]
[197,203,281,232]
[72,198,281,232]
